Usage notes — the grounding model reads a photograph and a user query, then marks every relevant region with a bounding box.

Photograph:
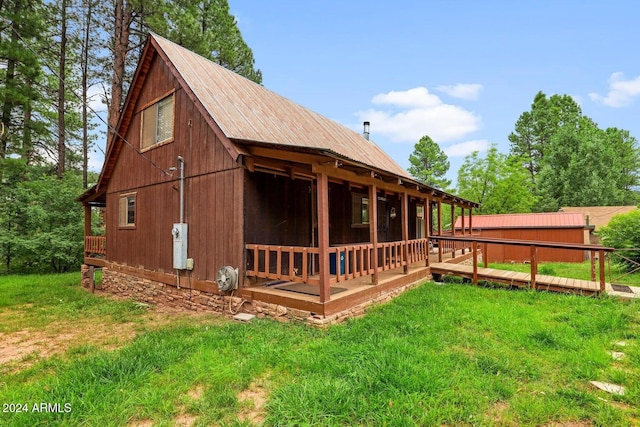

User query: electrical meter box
[172,223,188,269]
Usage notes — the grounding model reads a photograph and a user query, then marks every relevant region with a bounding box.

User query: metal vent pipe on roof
[363,121,370,141]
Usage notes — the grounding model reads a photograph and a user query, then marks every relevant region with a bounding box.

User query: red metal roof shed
[455,212,589,263]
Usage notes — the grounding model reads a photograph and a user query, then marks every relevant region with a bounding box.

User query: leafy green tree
[536,117,640,210]
[599,210,640,272]
[408,135,451,190]
[509,91,581,183]
[456,145,536,214]
[0,170,85,273]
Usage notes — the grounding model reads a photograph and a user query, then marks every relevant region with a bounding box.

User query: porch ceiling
[237,141,479,208]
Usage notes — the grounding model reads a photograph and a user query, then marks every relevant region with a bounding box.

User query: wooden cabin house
[79,34,478,323]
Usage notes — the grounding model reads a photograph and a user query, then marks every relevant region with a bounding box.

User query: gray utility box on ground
[172,223,188,270]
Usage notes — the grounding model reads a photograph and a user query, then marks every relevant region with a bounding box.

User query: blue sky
[227,0,640,186]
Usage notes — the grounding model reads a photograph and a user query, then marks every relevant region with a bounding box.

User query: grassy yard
[0,274,639,426]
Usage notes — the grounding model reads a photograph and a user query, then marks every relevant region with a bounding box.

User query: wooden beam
[530,245,537,290]
[244,156,255,172]
[461,208,466,236]
[599,249,605,292]
[424,198,429,267]
[472,241,478,285]
[313,164,430,201]
[248,145,330,166]
[451,203,456,258]
[369,183,379,285]
[84,204,92,238]
[437,201,443,263]
[483,243,489,268]
[317,172,330,302]
[402,192,409,274]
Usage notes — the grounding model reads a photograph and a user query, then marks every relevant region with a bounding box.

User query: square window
[119,194,136,227]
[141,93,174,150]
[351,193,369,226]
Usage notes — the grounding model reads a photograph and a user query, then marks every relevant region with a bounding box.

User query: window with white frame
[119,193,136,227]
[141,93,174,150]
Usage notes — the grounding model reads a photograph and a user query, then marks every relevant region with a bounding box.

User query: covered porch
[241,156,478,316]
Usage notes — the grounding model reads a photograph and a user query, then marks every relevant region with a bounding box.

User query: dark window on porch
[119,193,136,227]
[351,193,369,226]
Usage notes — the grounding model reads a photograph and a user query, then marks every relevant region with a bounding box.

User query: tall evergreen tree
[147,0,262,84]
[408,135,451,190]
[0,0,45,165]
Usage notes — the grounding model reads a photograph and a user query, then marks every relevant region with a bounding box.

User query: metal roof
[559,206,637,230]
[152,34,410,178]
[455,212,586,229]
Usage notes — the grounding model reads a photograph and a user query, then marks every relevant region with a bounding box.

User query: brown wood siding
[106,50,243,283]
[481,228,585,263]
[244,171,312,247]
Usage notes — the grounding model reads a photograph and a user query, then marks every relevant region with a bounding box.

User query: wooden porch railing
[430,235,615,292]
[434,231,476,261]
[245,238,432,285]
[85,236,106,257]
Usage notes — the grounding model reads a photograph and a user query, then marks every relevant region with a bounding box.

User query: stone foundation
[81,264,95,291]
[100,265,428,327]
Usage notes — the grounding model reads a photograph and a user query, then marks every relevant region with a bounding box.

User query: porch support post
[316,172,330,303]
[599,249,606,292]
[369,183,379,285]
[437,201,443,262]
[469,208,473,235]
[402,191,409,274]
[83,204,91,257]
[451,203,455,236]
[461,207,466,253]
[450,203,456,258]
[424,198,429,267]
[472,241,478,285]
[84,204,91,237]
[462,207,466,236]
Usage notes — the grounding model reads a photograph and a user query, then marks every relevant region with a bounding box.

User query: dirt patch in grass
[485,401,510,424]
[237,374,270,425]
[0,320,137,368]
[0,301,223,372]
[543,421,592,427]
[187,384,204,400]
[174,413,198,427]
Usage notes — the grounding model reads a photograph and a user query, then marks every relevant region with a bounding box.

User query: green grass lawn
[0,273,639,426]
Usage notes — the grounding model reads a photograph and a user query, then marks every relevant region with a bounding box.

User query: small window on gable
[141,93,174,150]
[119,193,136,227]
[351,193,369,226]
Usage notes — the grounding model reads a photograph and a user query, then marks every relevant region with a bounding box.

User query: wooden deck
[430,262,603,294]
[241,262,432,317]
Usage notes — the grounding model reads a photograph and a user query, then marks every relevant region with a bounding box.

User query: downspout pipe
[178,156,184,223]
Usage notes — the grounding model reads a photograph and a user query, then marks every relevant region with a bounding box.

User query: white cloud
[443,139,490,157]
[589,72,640,107]
[436,83,483,101]
[371,87,441,108]
[355,87,481,144]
